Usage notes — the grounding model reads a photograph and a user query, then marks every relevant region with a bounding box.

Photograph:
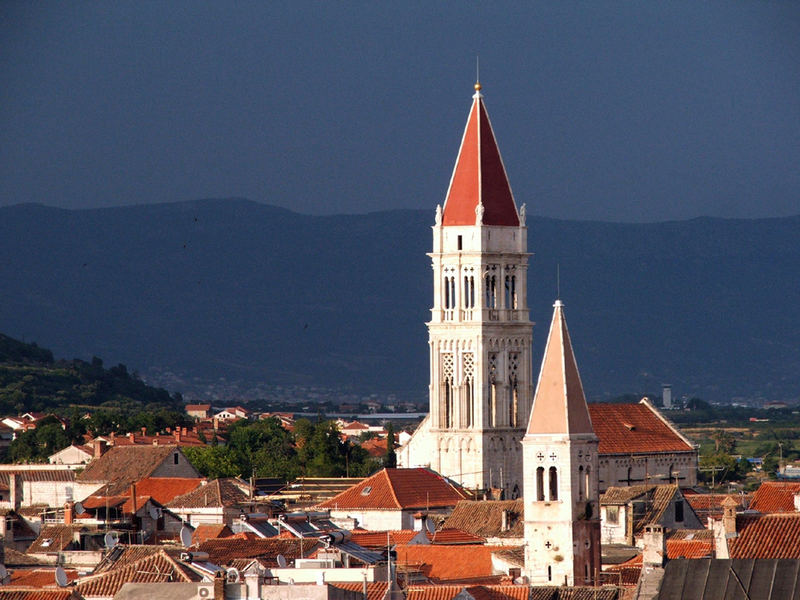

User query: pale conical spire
[526,300,594,435]
[441,84,520,227]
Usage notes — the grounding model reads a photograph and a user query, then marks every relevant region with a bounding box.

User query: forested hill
[1,199,799,403]
[0,333,183,414]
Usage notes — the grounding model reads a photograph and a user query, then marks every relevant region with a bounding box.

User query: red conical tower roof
[442,84,520,227]
[526,300,594,436]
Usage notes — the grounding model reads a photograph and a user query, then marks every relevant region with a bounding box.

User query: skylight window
[361,486,372,496]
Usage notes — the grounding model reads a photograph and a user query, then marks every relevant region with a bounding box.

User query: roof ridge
[385,469,402,509]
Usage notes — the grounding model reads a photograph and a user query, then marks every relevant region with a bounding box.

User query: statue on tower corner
[475,202,484,225]
[435,204,442,226]
[519,203,526,226]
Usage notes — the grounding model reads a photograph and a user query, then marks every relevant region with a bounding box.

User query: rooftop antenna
[476,56,480,85]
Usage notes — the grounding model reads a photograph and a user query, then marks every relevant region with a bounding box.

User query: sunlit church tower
[398,83,533,497]
[522,300,601,586]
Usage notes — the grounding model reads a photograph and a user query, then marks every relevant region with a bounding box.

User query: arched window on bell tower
[508,353,519,427]
[442,353,454,428]
[549,467,558,501]
[536,466,545,501]
[488,353,498,427]
[463,353,474,427]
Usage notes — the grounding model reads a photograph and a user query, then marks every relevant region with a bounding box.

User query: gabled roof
[0,591,77,600]
[166,478,252,509]
[395,545,514,583]
[588,400,694,455]
[196,537,319,566]
[76,550,201,598]
[192,523,233,545]
[131,476,204,505]
[330,583,390,600]
[600,485,685,538]
[26,525,85,554]
[526,301,594,436]
[405,585,530,600]
[749,481,800,513]
[441,500,524,539]
[92,545,166,574]
[441,84,519,227]
[350,529,484,549]
[730,512,800,558]
[316,468,469,510]
[7,569,78,588]
[76,445,194,495]
[683,492,752,520]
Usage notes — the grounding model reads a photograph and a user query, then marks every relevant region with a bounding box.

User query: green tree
[385,422,397,468]
[182,445,240,479]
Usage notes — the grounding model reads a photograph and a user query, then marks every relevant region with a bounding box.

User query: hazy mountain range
[2,199,799,403]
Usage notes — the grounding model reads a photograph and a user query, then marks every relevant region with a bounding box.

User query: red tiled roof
[192,523,233,544]
[7,570,78,588]
[26,525,85,554]
[395,545,513,582]
[730,513,800,558]
[749,481,800,513]
[134,476,204,504]
[441,86,519,227]
[317,468,469,510]
[361,438,389,457]
[330,583,389,600]
[76,445,195,494]
[166,477,254,509]
[351,529,484,549]
[443,500,524,539]
[0,591,76,600]
[77,551,200,597]
[197,537,319,566]
[684,492,752,520]
[185,404,211,411]
[588,402,694,455]
[405,585,529,600]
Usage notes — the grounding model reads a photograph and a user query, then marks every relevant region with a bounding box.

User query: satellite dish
[74,502,84,515]
[55,566,68,587]
[425,519,436,534]
[103,533,117,549]
[226,567,240,583]
[149,506,160,520]
[276,554,287,568]
[180,525,193,548]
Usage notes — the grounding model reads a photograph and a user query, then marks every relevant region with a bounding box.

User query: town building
[398,83,533,497]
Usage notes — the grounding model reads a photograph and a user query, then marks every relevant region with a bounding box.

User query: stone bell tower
[399,82,533,498]
[522,300,601,586]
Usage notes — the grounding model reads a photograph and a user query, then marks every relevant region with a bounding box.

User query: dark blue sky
[2,2,799,221]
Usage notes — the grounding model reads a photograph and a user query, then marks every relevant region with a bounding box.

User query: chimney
[166,427,172,433]
[793,493,800,513]
[501,509,508,532]
[214,571,226,600]
[127,432,135,443]
[174,429,181,442]
[93,439,108,459]
[642,525,666,568]
[64,501,75,525]
[130,483,138,518]
[109,431,115,443]
[722,496,737,535]
[141,427,147,437]
[182,427,188,436]
[8,474,20,510]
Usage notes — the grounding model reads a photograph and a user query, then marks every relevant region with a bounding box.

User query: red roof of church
[442,84,519,227]
[526,300,594,436]
[587,401,694,454]
[316,468,469,510]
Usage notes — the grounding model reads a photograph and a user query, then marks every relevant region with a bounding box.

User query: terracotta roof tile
[588,402,693,455]
[683,493,751,520]
[749,481,800,513]
[730,513,800,558]
[442,500,524,539]
[407,585,530,600]
[0,591,77,600]
[330,583,390,600]
[7,570,78,588]
[26,525,85,554]
[442,88,520,227]
[166,477,252,509]
[77,445,194,495]
[92,545,166,574]
[134,477,204,504]
[77,551,199,597]
[317,468,469,510]
[196,537,319,566]
[395,545,515,583]
[192,523,233,544]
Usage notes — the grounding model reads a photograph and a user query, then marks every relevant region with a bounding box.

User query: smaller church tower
[522,300,600,586]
